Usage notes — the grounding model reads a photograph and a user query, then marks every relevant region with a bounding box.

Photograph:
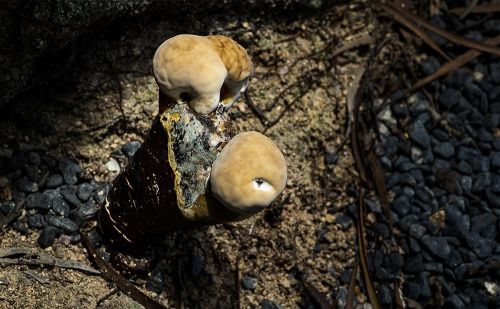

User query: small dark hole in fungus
[254,178,264,187]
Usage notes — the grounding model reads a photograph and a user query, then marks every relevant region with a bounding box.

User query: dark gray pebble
[393,195,410,216]
[25,192,50,210]
[438,88,462,110]
[444,249,463,269]
[420,235,451,259]
[478,129,493,143]
[409,224,426,239]
[486,189,500,208]
[0,201,15,215]
[68,200,98,225]
[491,153,500,168]
[415,272,432,298]
[122,141,141,159]
[339,269,352,284]
[27,152,41,165]
[422,263,443,273]
[415,186,433,203]
[50,197,70,217]
[483,114,499,130]
[399,215,419,232]
[59,185,80,208]
[77,183,93,201]
[471,213,498,235]
[25,165,43,183]
[489,63,500,83]
[58,158,81,185]
[70,233,81,244]
[434,142,455,159]
[13,221,29,235]
[493,138,500,151]
[409,237,421,253]
[378,284,392,305]
[463,231,495,258]
[27,214,47,229]
[472,172,491,193]
[374,223,390,239]
[47,216,78,233]
[433,159,451,174]
[385,252,404,274]
[403,254,423,273]
[335,214,352,230]
[38,227,58,248]
[400,173,417,186]
[17,177,38,193]
[445,206,470,236]
[45,174,63,188]
[397,161,415,172]
[444,294,465,309]
[456,161,473,175]
[456,146,480,163]
[404,281,420,299]
[242,276,258,290]
[260,300,282,309]
[409,121,430,148]
[324,152,338,165]
[492,102,500,113]
[421,56,440,74]
[459,176,472,194]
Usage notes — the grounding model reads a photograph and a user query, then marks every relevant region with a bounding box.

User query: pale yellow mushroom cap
[210,131,287,213]
[153,34,252,114]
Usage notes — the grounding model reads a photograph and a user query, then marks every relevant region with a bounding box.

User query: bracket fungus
[153,34,253,115]
[98,34,286,251]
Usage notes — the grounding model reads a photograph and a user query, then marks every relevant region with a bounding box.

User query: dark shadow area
[0,4,336,158]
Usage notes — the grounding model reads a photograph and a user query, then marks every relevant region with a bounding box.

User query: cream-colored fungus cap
[153,34,252,114]
[210,131,287,213]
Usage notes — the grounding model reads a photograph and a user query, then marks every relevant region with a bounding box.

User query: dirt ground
[0,2,375,308]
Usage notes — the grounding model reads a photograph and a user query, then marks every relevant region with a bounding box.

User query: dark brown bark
[98,105,246,252]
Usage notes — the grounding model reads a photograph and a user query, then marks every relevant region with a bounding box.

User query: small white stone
[105,159,120,173]
[473,71,484,82]
[485,281,499,296]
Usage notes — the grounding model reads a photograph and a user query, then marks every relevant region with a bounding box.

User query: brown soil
[0,2,375,308]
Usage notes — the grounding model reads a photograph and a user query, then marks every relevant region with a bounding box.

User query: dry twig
[356,190,382,309]
[0,247,100,275]
[379,2,451,61]
[407,35,500,94]
[386,1,500,56]
[346,259,359,309]
[80,229,167,309]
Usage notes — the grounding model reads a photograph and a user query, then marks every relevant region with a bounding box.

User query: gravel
[359,31,500,307]
[0,147,113,249]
